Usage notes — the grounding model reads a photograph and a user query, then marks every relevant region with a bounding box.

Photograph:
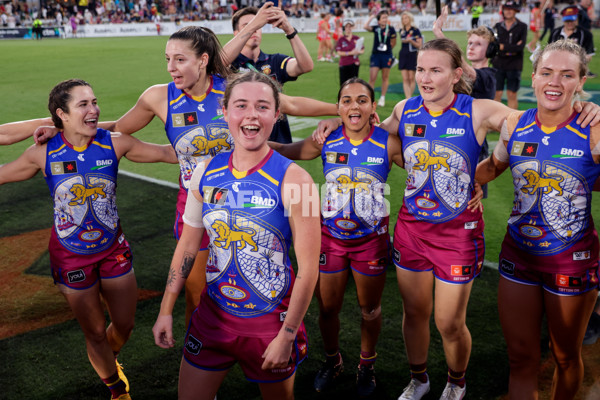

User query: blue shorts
[495,69,521,92]
[370,53,394,69]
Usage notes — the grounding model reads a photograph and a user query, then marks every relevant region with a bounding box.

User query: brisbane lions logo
[413,149,451,172]
[191,135,231,156]
[336,175,372,194]
[68,183,106,206]
[211,220,258,252]
[521,170,564,196]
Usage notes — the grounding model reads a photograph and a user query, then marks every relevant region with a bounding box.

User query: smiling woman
[475,39,600,400]
[152,71,321,400]
[0,79,178,400]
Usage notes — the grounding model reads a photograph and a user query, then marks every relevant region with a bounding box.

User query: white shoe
[392,57,399,68]
[398,378,430,400]
[439,382,466,400]
[377,96,385,107]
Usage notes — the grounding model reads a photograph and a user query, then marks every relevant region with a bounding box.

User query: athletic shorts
[370,53,394,69]
[174,209,210,250]
[499,257,600,295]
[393,231,484,284]
[183,304,308,382]
[495,69,521,92]
[320,230,390,276]
[51,233,133,290]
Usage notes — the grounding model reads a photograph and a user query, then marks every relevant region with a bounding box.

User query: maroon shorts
[393,231,484,284]
[499,257,599,295]
[50,233,133,290]
[320,229,390,276]
[183,303,308,382]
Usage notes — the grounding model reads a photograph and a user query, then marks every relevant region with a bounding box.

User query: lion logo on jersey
[68,183,107,206]
[521,170,564,196]
[336,175,371,194]
[191,135,231,156]
[212,220,258,252]
[413,149,451,172]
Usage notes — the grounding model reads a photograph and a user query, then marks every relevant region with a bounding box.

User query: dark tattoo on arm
[180,251,196,278]
[284,326,295,335]
[166,268,176,287]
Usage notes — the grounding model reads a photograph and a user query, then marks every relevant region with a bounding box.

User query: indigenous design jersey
[44,129,120,255]
[165,76,232,212]
[321,125,390,239]
[506,109,600,255]
[198,150,294,332]
[398,94,483,239]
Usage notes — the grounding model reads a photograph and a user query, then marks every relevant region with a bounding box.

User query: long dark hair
[168,26,230,78]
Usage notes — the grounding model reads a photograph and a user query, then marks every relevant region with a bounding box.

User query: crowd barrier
[0,12,531,39]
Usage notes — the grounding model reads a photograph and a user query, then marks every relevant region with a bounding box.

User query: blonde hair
[467,26,495,44]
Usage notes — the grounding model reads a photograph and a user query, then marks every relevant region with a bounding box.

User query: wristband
[286,28,298,40]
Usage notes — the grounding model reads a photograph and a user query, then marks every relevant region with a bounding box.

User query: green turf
[1,29,600,399]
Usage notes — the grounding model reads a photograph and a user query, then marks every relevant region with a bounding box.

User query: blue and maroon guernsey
[397,94,483,240]
[197,150,296,334]
[321,125,391,240]
[506,109,600,257]
[44,129,121,257]
[165,75,232,215]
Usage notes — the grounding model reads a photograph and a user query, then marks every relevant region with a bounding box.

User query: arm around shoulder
[0,117,53,145]
[0,143,45,184]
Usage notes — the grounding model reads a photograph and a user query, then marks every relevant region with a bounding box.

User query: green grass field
[1,29,600,399]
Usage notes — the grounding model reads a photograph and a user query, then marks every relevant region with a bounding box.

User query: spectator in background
[398,10,422,99]
[364,8,397,107]
[539,0,558,42]
[548,5,595,77]
[223,2,314,144]
[492,1,527,109]
[526,1,542,54]
[577,0,593,30]
[335,19,364,86]
[317,12,333,62]
[471,0,483,28]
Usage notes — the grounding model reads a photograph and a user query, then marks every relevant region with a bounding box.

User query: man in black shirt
[492,1,528,109]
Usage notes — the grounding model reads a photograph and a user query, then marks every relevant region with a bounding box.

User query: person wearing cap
[492,0,528,109]
[223,2,314,144]
[335,18,365,86]
[548,5,595,76]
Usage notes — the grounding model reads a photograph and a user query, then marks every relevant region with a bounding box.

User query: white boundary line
[118,169,179,189]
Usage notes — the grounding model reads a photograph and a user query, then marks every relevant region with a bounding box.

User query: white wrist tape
[182,161,207,228]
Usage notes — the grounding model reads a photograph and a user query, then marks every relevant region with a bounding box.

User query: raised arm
[261,164,320,370]
[433,6,476,81]
[112,132,178,164]
[221,2,277,66]
[0,117,53,145]
[280,93,337,117]
[363,14,375,32]
[271,9,314,77]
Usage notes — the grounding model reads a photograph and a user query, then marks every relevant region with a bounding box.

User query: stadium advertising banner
[2,13,529,39]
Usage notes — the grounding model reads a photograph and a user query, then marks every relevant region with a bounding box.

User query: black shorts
[495,69,521,92]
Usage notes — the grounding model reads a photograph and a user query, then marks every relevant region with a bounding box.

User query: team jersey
[321,125,390,240]
[44,129,121,258]
[197,150,295,334]
[397,94,483,240]
[165,76,232,213]
[506,109,600,257]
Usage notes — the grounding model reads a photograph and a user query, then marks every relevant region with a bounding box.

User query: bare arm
[387,132,404,168]
[112,132,178,164]
[269,137,322,160]
[379,99,407,136]
[0,118,53,145]
[111,84,168,135]
[475,153,510,185]
[364,15,375,32]
[0,144,44,184]
[221,2,276,66]
[280,93,337,117]
[271,10,314,77]
[262,164,320,370]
